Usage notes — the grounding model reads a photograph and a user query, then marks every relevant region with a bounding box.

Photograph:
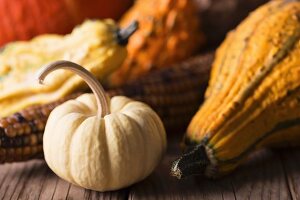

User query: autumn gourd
[38,61,166,191]
[171,0,300,178]
[0,19,137,117]
[0,0,133,46]
[107,0,204,86]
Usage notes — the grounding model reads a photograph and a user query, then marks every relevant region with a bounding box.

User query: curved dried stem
[37,60,110,118]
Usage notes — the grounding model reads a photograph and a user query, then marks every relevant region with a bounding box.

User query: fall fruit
[171,0,300,178]
[0,19,137,117]
[0,53,214,164]
[39,60,166,191]
[107,0,204,86]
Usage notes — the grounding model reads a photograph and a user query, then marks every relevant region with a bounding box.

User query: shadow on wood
[129,140,292,200]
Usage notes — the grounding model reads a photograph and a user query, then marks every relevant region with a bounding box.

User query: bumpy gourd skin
[0,20,126,117]
[172,0,300,178]
[107,0,203,86]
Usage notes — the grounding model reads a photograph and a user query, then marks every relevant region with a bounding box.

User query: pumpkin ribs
[0,53,212,163]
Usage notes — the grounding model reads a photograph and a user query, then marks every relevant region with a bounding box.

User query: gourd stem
[116,21,138,45]
[37,60,110,118]
[171,144,210,179]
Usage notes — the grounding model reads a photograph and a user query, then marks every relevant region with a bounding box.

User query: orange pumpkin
[0,0,133,46]
[107,0,204,87]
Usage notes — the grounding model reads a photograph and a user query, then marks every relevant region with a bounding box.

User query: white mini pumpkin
[38,61,167,191]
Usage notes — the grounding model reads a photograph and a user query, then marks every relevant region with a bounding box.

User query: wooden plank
[279,148,300,200]
[12,160,49,200]
[0,161,34,199]
[67,186,128,200]
[50,174,129,200]
[51,178,72,199]
[88,189,128,200]
[128,155,235,200]
[0,164,11,189]
[0,160,128,200]
[66,184,89,200]
[231,150,291,200]
[0,136,294,200]
[128,149,235,200]
[129,138,291,200]
[39,167,60,200]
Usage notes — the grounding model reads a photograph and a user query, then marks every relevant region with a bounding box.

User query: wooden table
[0,136,300,200]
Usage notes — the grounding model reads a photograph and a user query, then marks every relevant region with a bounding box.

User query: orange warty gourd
[0,0,133,46]
[171,0,300,178]
[107,0,204,87]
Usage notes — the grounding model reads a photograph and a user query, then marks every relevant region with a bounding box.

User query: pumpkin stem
[116,21,139,45]
[37,60,110,118]
[171,144,210,179]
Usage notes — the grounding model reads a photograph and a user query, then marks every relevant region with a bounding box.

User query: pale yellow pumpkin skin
[43,94,166,191]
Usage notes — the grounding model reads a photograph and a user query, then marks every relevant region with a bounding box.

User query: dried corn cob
[0,52,213,163]
[0,93,81,163]
[108,53,213,130]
